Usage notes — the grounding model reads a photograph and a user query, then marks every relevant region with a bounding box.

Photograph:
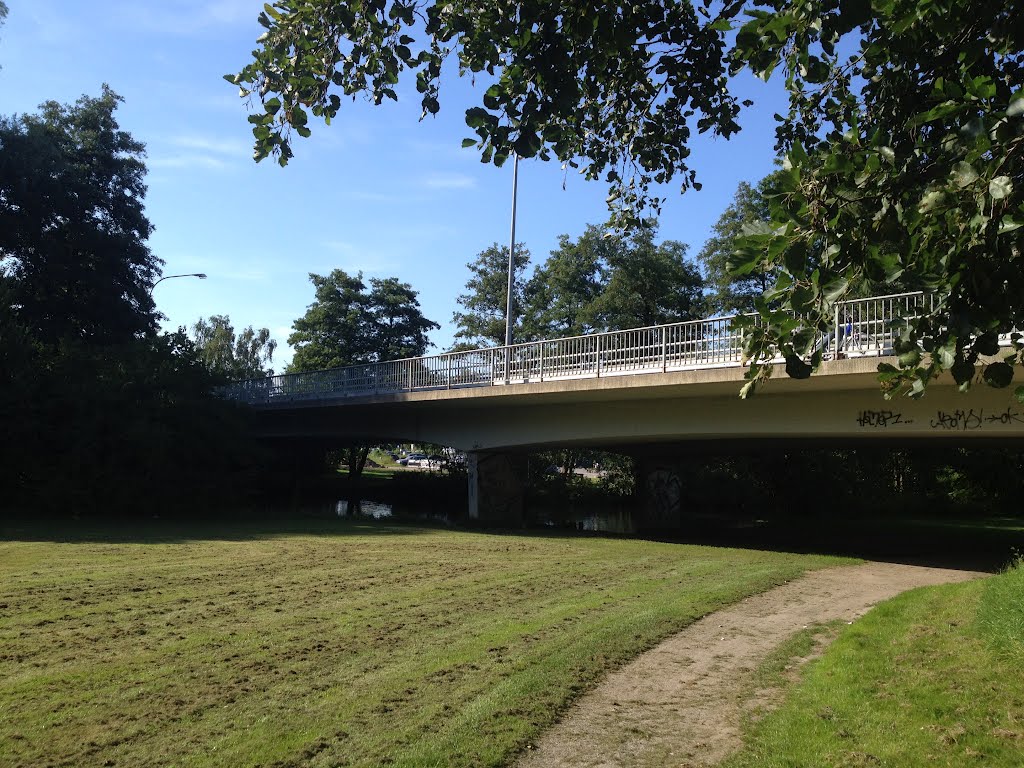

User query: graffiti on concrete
[856,410,911,428]
[930,409,985,431]
[856,405,1024,432]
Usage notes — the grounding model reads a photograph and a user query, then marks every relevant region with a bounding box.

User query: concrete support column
[637,458,685,530]
[467,451,527,526]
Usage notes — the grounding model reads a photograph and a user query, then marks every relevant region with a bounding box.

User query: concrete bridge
[225,292,1024,523]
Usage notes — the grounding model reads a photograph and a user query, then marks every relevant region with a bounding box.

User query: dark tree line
[0,89,263,516]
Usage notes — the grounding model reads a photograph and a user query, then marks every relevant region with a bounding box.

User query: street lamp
[151,273,207,293]
[504,153,519,349]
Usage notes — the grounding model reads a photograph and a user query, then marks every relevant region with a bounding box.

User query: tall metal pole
[505,154,519,349]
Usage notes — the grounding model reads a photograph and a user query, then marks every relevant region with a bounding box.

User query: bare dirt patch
[516,562,986,768]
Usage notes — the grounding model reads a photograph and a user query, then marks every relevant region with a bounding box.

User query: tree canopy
[728,0,1024,397]
[698,177,776,315]
[522,225,608,339]
[587,228,705,329]
[229,0,741,220]
[451,243,531,348]
[192,315,277,381]
[0,86,160,345]
[234,0,1024,397]
[288,269,438,372]
[455,225,705,345]
[0,89,262,516]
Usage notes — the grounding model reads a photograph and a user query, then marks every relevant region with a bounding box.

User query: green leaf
[951,358,975,385]
[727,248,763,277]
[898,348,921,368]
[1008,92,1024,118]
[1015,385,1024,404]
[461,138,477,148]
[974,331,1000,356]
[951,161,978,188]
[983,361,1014,388]
[784,353,813,379]
[918,189,946,213]
[990,176,1013,200]
[936,343,956,369]
[822,277,849,303]
[465,107,488,129]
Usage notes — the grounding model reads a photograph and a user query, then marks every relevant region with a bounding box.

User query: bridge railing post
[834,303,841,360]
[539,342,544,382]
[446,354,452,389]
[596,334,602,377]
[661,325,667,372]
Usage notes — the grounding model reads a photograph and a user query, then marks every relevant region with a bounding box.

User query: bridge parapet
[225,292,940,406]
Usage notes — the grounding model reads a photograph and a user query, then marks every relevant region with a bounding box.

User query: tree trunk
[346,446,370,482]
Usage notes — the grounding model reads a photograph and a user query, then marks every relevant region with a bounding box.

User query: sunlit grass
[725,560,1024,768]
[0,520,846,767]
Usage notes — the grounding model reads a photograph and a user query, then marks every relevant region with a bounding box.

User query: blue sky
[1,0,788,369]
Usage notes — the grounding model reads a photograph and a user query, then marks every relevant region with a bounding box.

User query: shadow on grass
[2,509,1020,573]
[636,515,1024,574]
[0,514,436,544]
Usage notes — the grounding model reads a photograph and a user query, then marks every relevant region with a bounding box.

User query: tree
[288,270,438,371]
[229,0,740,222]
[728,0,1024,397]
[0,86,160,345]
[451,243,531,348]
[522,225,608,339]
[368,276,440,360]
[289,269,371,371]
[0,88,266,518]
[192,315,277,381]
[587,229,705,330]
[698,177,777,315]
[233,0,1024,397]
[287,269,439,479]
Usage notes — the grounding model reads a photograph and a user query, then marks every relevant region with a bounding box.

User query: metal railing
[223,292,936,406]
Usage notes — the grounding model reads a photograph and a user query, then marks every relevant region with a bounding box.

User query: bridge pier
[467,452,527,526]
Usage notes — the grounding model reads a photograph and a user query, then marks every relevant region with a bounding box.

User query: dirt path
[516,562,987,768]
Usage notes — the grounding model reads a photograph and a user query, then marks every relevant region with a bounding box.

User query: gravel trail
[516,562,986,768]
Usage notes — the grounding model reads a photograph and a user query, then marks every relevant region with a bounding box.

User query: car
[401,453,427,466]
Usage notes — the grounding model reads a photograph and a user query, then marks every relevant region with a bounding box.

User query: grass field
[725,558,1024,768]
[0,520,847,767]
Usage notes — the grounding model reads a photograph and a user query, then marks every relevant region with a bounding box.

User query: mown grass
[0,520,847,768]
[725,558,1024,768]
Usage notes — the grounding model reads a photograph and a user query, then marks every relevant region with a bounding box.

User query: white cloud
[419,172,477,190]
[148,154,229,170]
[114,0,261,36]
[148,133,250,172]
[323,240,356,253]
[344,189,408,203]
[220,267,270,282]
[171,134,251,156]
